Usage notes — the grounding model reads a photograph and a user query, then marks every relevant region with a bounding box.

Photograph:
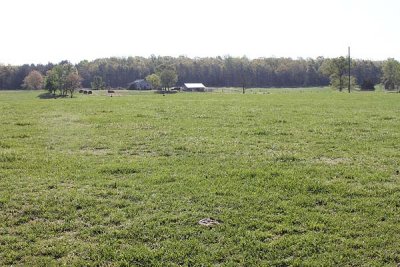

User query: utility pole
[348,46,351,93]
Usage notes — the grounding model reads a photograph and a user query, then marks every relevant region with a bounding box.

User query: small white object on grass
[198,218,220,226]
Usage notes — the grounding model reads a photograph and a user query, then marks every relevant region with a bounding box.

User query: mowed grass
[0,89,399,266]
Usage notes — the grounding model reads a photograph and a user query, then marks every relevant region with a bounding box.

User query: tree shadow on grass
[37,92,68,99]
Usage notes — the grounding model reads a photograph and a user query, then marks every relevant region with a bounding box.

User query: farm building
[183,83,206,92]
[128,79,152,90]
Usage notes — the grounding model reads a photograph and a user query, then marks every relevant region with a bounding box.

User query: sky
[0,0,399,65]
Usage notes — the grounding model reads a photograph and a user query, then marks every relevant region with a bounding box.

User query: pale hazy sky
[0,0,399,65]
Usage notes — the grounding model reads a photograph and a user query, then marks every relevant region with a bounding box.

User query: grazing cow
[107,90,115,94]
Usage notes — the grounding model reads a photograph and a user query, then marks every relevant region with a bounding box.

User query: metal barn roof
[184,83,206,88]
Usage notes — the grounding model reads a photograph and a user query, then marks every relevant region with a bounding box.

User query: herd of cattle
[78,89,116,95]
[79,89,92,94]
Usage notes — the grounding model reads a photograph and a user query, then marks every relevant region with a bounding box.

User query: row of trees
[321,57,400,92]
[20,62,82,97]
[1,56,399,91]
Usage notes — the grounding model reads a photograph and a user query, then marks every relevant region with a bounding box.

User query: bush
[361,80,375,91]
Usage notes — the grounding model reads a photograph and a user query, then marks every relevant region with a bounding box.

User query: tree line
[1,56,399,91]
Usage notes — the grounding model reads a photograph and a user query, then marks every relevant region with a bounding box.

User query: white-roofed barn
[182,83,206,92]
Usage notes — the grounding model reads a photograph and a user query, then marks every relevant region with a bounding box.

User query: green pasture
[0,89,399,266]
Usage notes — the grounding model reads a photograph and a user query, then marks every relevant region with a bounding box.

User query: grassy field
[0,89,399,266]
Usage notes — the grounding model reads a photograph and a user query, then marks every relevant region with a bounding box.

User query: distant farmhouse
[183,83,206,92]
[128,79,152,90]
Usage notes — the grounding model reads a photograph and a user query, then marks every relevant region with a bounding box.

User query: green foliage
[159,69,178,90]
[382,58,400,91]
[145,73,161,90]
[361,79,376,91]
[44,63,81,97]
[44,68,60,95]
[1,90,400,265]
[0,57,385,90]
[91,76,105,90]
[330,75,358,91]
[353,60,382,89]
[321,57,355,91]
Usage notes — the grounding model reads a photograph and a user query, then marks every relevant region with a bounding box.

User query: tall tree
[352,60,382,90]
[65,72,82,98]
[321,57,349,91]
[160,69,178,90]
[54,63,77,96]
[146,73,161,90]
[22,70,44,89]
[381,58,400,91]
[44,68,61,95]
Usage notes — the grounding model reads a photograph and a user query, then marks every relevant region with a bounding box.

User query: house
[127,79,152,90]
[182,83,206,92]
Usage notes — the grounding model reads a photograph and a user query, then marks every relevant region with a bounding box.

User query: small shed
[183,83,206,92]
[128,79,152,90]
